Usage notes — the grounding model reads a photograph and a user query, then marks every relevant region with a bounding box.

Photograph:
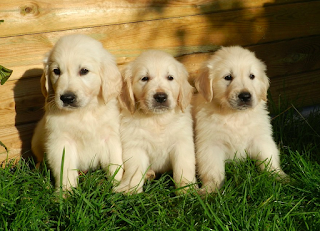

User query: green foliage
[0,140,8,153]
[0,64,12,153]
[0,64,13,85]
[1,106,319,230]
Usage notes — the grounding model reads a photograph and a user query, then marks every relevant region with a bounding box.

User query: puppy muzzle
[60,92,78,108]
[151,92,170,112]
[229,91,253,110]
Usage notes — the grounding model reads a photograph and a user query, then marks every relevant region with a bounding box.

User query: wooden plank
[0,123,36,163]
[1,1,320,81]
[179,36,320,81]
[269,70,320,108]
[249,36,320,78]
[0,0,297,38]
[0,76,44,128]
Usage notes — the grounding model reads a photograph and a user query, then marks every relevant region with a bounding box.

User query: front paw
[145,169,156,181]
[113,183,129,194]
[175,181,199,195]
[113,183,143,195]
[109,165,124,183]
[275,170,290,183]
[197,183,220,196]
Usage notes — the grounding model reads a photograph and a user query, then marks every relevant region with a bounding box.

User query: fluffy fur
[114,50,196,194]
[31,34,123,191]
[193,46,287,194]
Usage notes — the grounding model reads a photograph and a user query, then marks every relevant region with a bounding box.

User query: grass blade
[291,104,320,138]
[59,147,66,212]
[283,197,305,220]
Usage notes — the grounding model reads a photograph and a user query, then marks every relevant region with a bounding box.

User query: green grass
[1,103,320,230]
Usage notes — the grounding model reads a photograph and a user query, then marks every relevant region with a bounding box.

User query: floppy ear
[119,65,135,114]
[177,63,194,112]
[260,72,270,102]
[194,66,213,102]
[40,52,52,99]
[257,60,270,102]
[100,51,122,102]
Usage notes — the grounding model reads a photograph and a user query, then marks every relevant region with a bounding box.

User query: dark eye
[224,74,233,81]
[53,68,61,75]
[141,76,149,82]
[249,74,255,80]
[80,68,89,76]
[167,75,174,81]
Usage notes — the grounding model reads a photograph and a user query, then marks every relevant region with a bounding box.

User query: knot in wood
[20,3,40,16]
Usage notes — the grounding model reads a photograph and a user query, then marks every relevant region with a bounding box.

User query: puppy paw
[113,183,143,195]
[175,182,199,195]
[145,169,156,181]
[197,184,219,196]
[275,170,290,183]
[54,186,73,199]
[113,184,129,194]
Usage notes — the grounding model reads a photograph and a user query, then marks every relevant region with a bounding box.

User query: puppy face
[120,50,193,114]
[195,46,269,110]
[41,34,121,111]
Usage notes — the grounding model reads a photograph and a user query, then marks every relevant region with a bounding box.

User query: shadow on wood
[14,69,44,160]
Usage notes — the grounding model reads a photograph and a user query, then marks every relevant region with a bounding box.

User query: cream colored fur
[114,50,196,194]
[193,46,287,194]
[31,34,123,191]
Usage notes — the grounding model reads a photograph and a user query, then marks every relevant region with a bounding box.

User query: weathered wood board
[1,0,319,162]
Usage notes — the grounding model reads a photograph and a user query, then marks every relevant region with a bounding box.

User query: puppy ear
[100,51,122,102]
[260,72,270,101]
[194,66,213,102]
[119,65,135,113]
[257,60,270,102]
[40,52,51,98]
[177,63,193,112]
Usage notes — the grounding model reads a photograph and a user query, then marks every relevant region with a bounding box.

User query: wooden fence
[1,0,320,162]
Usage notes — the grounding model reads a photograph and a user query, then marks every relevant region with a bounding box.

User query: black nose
[238,92,251,102]
[60,93,76,105]
[154,92,167,103]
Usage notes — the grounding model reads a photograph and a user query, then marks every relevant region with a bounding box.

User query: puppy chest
[203,117,249,144]
[207,117,270,158]
[47,116,114,150]
[127,121,181,145]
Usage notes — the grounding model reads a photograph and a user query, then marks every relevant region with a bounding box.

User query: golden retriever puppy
[31,34,123,191]
[114,50,196,194]
[193,46,287,194]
